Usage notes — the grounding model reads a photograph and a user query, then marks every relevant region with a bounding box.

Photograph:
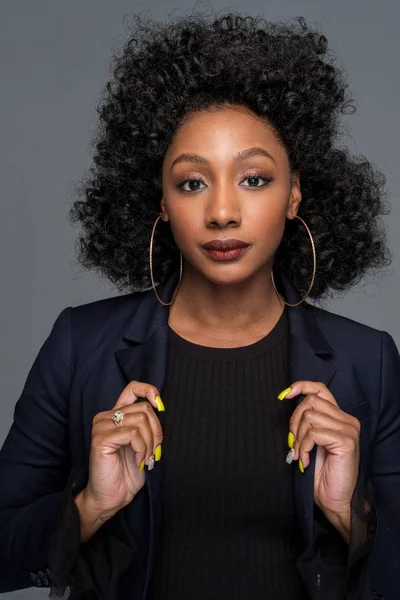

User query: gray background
[1,1,399,597]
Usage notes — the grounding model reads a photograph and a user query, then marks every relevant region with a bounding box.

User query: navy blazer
[0,272,399,600]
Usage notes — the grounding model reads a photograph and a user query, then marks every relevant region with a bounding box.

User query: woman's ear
[287,171,302,219]
[160,197,169,222]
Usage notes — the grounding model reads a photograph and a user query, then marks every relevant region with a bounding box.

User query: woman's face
[161,104,301,286]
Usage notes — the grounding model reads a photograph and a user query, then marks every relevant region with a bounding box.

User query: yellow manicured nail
[299,459,304,473]
[277,387,291,401]
[155,395,165,412]
[288,432,295,449]
[140,459,145,472]
[155,444,162,461]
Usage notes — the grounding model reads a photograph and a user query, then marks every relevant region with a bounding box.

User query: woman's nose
[204,187,242,228]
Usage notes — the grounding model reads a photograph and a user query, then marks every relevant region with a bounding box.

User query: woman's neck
[168,268,284,346]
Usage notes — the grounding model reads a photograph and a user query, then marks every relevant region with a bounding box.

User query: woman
[0,8,397,600]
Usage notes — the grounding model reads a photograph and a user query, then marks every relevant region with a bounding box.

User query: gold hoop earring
[149,214,183,306]
[271,215,316,307]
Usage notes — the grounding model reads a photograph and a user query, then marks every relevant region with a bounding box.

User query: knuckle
[300,429,310,445]
[347,435,358,451]
[132,431,146,449]
[298,427,307,441]
[130,426,140,438]
[129,380,158,392]
[302,425,314,439]
[130,429,145,449]
[135,411,148,424]
[303,407,314,421]
[294,435,302,450]
[151,413,162,430]
[154,426,163,442]
[128,381,139,393]
[129,380,146,393]
[91,432,102,447]
[92,412,103,426]
[306,395,320,411]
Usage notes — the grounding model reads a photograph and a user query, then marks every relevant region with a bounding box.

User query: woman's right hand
[82,381,165,515]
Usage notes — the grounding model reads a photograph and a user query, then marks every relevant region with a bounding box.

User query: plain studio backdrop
[1,1,399,598]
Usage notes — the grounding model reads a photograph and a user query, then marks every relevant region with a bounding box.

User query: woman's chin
[199,266,259,287]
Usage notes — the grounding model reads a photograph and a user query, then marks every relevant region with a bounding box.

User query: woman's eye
[177,173,272,193]
[178,178,206,192]
[241,174,272,187]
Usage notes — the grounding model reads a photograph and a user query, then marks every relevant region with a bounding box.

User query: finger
[289,394,358,441]
[279,381,336,405]
[292,409,359,461]
[122,409,163,464]
[93,426,148,469]
[113,381,164,412]
[117,402,163,453]
[117,412,156,464]
[95,403,163,459]
[297,426,358,469]
[128,427,149,469]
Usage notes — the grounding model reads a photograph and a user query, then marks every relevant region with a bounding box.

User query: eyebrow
[170,146,276,171]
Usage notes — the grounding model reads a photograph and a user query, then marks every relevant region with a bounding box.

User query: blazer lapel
[114,274,175,597]
[276,273,371,545]
[114,270,366,561]
[277,273,337,545]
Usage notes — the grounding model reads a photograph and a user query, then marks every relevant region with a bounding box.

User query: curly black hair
[69,5,392,301]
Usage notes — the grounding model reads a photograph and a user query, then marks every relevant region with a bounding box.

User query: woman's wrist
[319,497,374,546]
[73,488,120,543]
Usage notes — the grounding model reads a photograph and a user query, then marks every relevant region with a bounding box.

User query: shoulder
[308,303,382,343]
[70,289,147,321]
[67,289,150,338]
[306,303,398,364]
[48,290,150,354]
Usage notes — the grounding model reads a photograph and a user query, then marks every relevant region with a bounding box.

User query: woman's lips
[201,246,250,261]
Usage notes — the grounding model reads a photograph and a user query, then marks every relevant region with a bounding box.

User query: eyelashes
[176,172,273,193]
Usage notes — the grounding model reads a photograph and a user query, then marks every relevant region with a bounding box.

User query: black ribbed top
[147,307,308,600]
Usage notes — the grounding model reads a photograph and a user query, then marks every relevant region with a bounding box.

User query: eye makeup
[175,171,274,193]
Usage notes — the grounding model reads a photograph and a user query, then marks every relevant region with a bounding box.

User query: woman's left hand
[281,381,361,521]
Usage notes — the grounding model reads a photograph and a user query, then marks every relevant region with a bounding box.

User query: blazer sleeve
[296,463,377,600]
[367,331,400,599]
[296,330,400,600]
[0,307,137,599]
[47,460,137,600]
